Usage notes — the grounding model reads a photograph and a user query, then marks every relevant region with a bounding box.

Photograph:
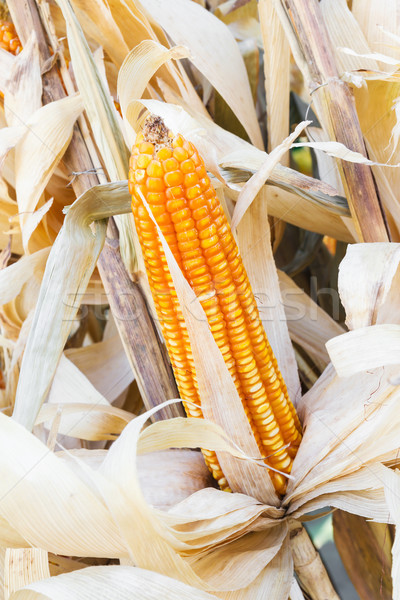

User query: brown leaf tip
[143,114,172,149]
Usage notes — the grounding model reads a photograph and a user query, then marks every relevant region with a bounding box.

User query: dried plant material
[0,400,287,589]
[333,511,393,600]
[231,121,310,228]
[98,405,288,591]
[47,554,88,577]
[382,468,400,599]
[15,94,84,249]
[259,0,290,153]
[104,0,187,100]
[42,352,133,440]
[0,248,49,307]
[293,139,400,166]
[338,243,400,330]
[118,40,190,147]
[9,565,220,600]
[4,549,49,599]
[56,0,128,182]
[66,336,134,404]
[215,0,258,23]
[116,40,191,285]
[278,270,344,369]
[321,0,379,73]
[70,0,129,67]
[0,411,128,558]
[358,84,400,235]
[0,49,15,94]
[0,128,24,172]
[0,519,28,551]
[0,276,41,343]
[12,182,131,431]
[282,0,389,243]
[228,185,352,242]
[237,188,301,405]
[290,578,306,600]
[338,47,400,66]
[256,0,290,250]
[3,356,400,596]
[285,380,398,520]
[307,127,344,194]
[327,324,400,377]
[37,401,134,441]
[3,33,42,129]
[352,0,398,59]
[21,200,53,254]
[141,0,263,148]
[321,1,400,239]
[228,19,262,48]
[55,447,212,511]
[137,450,213,510]
[4,1,400,598]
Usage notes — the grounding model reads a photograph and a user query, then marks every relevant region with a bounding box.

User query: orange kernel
[139,141,155,155]
[156,146,172,161]
[146,160,164,178]
[164,170,184,186]
[146,177,165,193]
[163,157,179,172]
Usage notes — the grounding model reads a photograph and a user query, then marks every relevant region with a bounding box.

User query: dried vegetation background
[0,0,400,599]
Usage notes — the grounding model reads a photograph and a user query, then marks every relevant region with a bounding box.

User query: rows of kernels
[130,127,302,495]
[157,143,259,435]
[164,137,295,487]
[129,145,228,490]
[209,202,303,452]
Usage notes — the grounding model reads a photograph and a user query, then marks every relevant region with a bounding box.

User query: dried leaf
[0,248,50,307]
[231,121,310,229]
[56,0,128,181]
[141,0,263,148]
[13,182,130,431]
[9,566,219,600]
[293,140,400,166]
[338,243,400,330]
[321,0,378,72]
[0,50,15,95]
[4,549,49,599]
[278,270,344,369]
[326,324,400,377]
[70,0,129,67]
[259,0,290,153]
[4,33,42,128]
[117,40,190,147]
[65,335,134,404]
[15,94,84,249]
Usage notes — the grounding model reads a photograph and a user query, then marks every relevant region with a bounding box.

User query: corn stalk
[276,0,390,243]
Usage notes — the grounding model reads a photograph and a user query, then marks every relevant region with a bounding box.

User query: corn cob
[0,20,21,55]
[129,115,302,495]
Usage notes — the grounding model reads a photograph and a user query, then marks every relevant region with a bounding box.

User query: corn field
[0,0,399,598]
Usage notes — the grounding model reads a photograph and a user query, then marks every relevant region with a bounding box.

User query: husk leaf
[12,182,130,431]
[140,0,263,148]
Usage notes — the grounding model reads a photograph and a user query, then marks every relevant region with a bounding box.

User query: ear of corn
[0,20,22,55]
[129,115,302,495]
